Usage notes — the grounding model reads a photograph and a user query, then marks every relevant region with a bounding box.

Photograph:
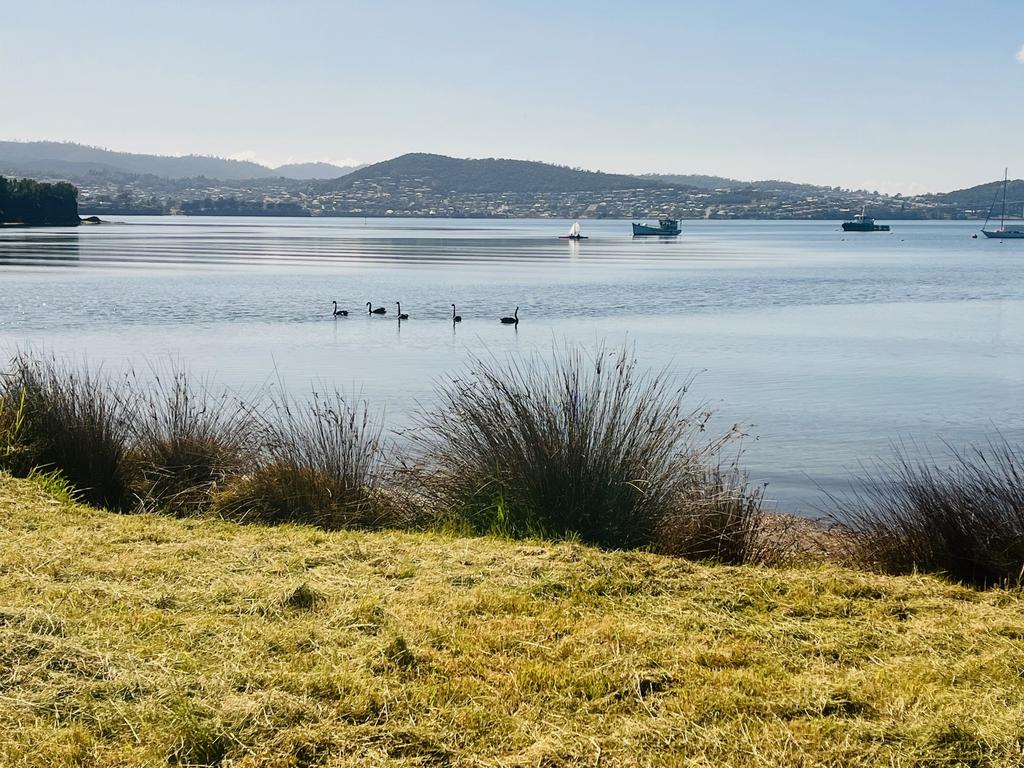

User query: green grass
[2,473,1024,766]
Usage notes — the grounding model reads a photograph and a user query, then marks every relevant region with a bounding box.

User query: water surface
[2,216,1022,512]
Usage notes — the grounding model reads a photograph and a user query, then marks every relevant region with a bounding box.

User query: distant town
[0,141,1017,221]
[67,173,1010,221]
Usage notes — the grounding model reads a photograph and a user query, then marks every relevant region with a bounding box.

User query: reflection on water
[1,216,1023,512]
[0,230,80,265]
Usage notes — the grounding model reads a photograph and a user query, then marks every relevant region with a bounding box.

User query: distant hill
[319,153,667,194]
[918,178,1024,214]
[641,173,841,196]
[641,173,739,190]
[273,162,363,180]
[0,141,277,180]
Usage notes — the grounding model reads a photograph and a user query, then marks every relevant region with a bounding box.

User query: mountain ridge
[0,141,361,181]
[316,152,669,194]
[4,141,1022,219]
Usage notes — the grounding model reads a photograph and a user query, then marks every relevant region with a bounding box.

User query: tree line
[178,196,309,216]
[0,176,79,225]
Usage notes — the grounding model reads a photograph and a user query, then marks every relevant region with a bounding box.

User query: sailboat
[559,221,587,240]
[981,169,1024,239]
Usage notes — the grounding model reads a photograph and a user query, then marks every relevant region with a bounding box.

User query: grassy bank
[2,474,1024,766]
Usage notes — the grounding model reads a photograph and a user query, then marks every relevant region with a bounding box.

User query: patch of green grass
[26,467,80,504]
[1,473,1024,766]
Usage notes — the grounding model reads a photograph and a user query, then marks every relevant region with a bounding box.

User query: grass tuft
[832,439,1024,588]
[285,583,324,611]
[0,352,132,509]
[26,467,80,505]
[212,390,399,530]
[410,344,767,563]
[128,368,257,516]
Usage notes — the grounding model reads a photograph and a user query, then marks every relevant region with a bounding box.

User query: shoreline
[73,211,992,222]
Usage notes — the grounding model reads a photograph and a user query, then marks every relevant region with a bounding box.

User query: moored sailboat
[981,169,1024,239]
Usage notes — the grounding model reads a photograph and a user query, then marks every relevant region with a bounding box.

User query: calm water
[2,216,1023,512]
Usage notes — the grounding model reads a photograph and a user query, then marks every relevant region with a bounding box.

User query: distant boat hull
[842,222,890,232]
[632,222,681,236]
[982,229,1024,239]
[559,235,588,239]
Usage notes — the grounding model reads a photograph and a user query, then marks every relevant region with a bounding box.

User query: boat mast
[983,174,1002,232]
[1001,168,1008,231]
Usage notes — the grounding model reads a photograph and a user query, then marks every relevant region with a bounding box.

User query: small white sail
[569,221,581,237]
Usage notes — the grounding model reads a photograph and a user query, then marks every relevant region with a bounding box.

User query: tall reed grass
[0,353,132,509]
[408,345,768,563]
[832,439,1024,587]
[129,368,257,516]
[212,391,398,529]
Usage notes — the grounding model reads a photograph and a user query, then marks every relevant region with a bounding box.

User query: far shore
[0,216,102,228]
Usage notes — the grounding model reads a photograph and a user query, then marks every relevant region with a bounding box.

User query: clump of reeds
[654,467,771,564]
[212,390,398,530]
[128,368,258,516]
[408,344,767,563]
[831,439,1024,588]
[0,352,133,509]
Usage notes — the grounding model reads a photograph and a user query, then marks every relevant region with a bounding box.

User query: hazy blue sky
[4,0,1023,193]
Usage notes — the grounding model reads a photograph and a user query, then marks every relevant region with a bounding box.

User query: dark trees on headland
[0,177,80,225]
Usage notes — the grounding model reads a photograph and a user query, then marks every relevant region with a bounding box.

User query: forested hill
[0,177,79,225]
[317,153,668,194]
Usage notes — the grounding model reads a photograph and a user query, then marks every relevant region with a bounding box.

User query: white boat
[982,169,1024,239]
[559,221,587,240]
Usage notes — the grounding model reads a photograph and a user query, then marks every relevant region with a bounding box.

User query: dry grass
[1,474,1024,766]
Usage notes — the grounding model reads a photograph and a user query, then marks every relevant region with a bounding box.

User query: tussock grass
[655,467,771,564]
[410,345,767,562]
[833,439,1024,588]
[0,352,132,509]
[129,368,256,516]
[212,391,400,530]
[2,473,1024,766]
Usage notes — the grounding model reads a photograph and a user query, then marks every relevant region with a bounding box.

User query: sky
[3,0,1023,194]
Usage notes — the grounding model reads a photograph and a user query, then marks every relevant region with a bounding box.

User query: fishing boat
[559,221,587,240]
[632,218,681,236]
[841,209,890,232]
[981,169,1024,239]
